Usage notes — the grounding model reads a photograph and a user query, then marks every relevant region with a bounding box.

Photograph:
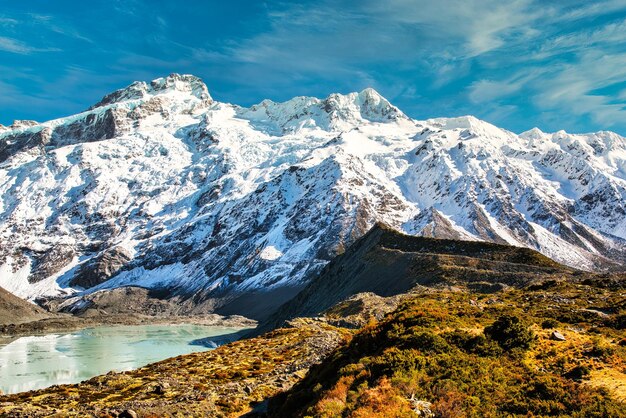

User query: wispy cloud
[457,0,626,132]
[363,0,540,57]
[0,36,61,54]
[0,12,93,54]
[225,0,540,71]
[24,13,94,43]
[0,17,18,26]
[532,18,626,60]
[469,77,529,104]
[3,0,626,133]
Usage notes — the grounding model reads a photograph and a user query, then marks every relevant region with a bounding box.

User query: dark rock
[50,108,130,147]
[118,409,138,418]
[70,247,132,289]
[154,381,170,395]
[0,126,51,163]
[29,245,76,283]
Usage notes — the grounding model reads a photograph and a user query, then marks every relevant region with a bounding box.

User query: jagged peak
[240,87,406,132]
[359,87,385,99]
[356,87,396,109]
[324,87,388,105]
[324,88,405,121]
[90,73,211,110]
[519,127,546,140]
[9,120,39,129]
[552,129,569,139]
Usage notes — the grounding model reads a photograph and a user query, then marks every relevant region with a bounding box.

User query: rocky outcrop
[0,285,51,326]
[29,245,76,283]
[50,107,131,147]
[0,126,52,163]
[70,247,132,289]
[90,73,211,109]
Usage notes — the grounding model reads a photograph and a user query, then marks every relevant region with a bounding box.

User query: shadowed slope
[257,223,571,333]
[0,286,51,326]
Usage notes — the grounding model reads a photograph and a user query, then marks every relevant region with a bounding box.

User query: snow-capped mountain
[1,74,625,304]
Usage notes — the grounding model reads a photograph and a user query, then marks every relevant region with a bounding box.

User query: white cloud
[469,77,530,104]
[533,18,626,60]
[365,0,540,56]
[0,17,18,26]
[224,0,541,70]
[471,50,626,130]
[0,36,60,54]
[531,52,626,126]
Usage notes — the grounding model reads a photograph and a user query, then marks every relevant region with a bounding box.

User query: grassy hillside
[1,278,624,417]
[271,281,626,417]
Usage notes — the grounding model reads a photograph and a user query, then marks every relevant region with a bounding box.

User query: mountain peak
[429,115,485,130]
[356,87,387,102]
[239,88,406,132]
[90,73,211,110]
[520,127,545,140]
[322,88,406,125]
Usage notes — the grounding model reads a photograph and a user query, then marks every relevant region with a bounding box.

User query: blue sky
[2,0,626,134]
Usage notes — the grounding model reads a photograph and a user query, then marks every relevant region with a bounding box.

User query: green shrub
[606,313,626,330]
[400,330,452,353]
[484,315,535,351]
[369,347,425,376]
[564,365,590,381]
[443,330,502,357]
[541,318,560,329]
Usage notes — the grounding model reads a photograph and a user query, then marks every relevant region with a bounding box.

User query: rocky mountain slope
[0,286,51,326]
[1,74,625,312]
[257,223,575,333]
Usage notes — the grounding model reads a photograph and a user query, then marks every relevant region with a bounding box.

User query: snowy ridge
[0,73,625,302]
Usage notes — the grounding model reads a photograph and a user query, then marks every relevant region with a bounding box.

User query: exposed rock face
[57,286,192,317]
[50,107,131,147]
[407,207,472,240]
[0,126,52,163]
[0,74,625,307]
[29,245,76,283]
[91,73,211,109]
[70,247,132,289]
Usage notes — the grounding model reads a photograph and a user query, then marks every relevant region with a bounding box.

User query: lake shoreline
[0,312,256,341]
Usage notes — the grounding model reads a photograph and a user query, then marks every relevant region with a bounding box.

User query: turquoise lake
[0,324,245,394]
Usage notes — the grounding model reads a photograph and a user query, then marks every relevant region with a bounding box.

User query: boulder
[551,331,566,341]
